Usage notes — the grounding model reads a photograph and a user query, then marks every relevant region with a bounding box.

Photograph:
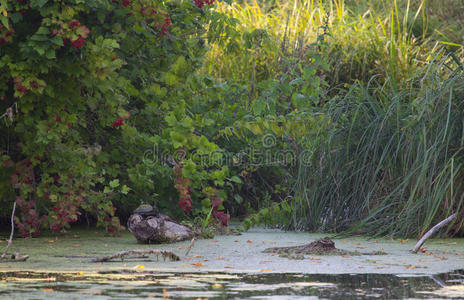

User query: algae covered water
[1,270,464,299]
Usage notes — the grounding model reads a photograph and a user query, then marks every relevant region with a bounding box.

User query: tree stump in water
[127,213,196,244]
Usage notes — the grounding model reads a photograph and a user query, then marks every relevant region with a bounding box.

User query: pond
[1,269,463,299]
[2,229,464,299]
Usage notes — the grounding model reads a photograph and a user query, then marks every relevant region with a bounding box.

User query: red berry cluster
[154,13,171,34]
[0,24,14,45]
[61,20,89,49]
[122,0,131,7]
[207,188,230,226]
[49,194,82,232]
[140,7,171,34]
[193,0,215,9]
[174,162,193,212]
[15,197,45,237]
[111,117,124,128]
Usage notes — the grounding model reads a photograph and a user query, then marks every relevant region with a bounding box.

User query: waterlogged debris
[91,249,180,263]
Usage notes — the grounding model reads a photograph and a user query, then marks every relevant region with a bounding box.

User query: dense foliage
[0,0,234,236]
[1,0,464,239]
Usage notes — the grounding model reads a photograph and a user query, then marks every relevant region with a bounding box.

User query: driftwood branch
[411,213,457,253]
[1,201,16,261]
[91,249,180,263]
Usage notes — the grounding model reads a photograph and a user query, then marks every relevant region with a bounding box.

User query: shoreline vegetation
[0,0,463,240]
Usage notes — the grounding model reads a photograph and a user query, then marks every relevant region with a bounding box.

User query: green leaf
[121,185,131,195]
[31,0,48,8]
[229,175,242,184]
[109,179,120,188]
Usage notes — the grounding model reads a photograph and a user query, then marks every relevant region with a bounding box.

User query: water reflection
[1,270,463,299]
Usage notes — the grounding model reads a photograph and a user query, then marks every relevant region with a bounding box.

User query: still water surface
[2,269,464,299]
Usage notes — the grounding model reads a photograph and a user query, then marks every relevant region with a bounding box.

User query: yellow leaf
[211,283,223,289]
[258,269,272,272]
[133,265,145,269]
[2,9,7,17]
[42,288,54,292]
[191,262,203,267]
[76,271,84,275]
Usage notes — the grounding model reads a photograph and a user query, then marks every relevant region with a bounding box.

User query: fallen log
[91,249,180,263]
[411,213,457,253]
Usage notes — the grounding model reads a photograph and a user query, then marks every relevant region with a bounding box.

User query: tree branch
[1,201,16,260]
[411,213,457,253]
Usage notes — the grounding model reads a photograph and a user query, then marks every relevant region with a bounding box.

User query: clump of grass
[204,0,456,87]
[291,61,464,237]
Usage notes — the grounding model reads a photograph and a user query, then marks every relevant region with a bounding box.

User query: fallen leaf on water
[191,262,204,267]
[178,246,184,250]
[309,257,321,261]
[42,288,54,292]
[212,240,218,243]
[76,271,83,275]
[203,259,209,262]
[214,256,224,260]
[211,283,223,289]
[133,265,145,269]
[342,256,350,258]
[356,246,366,249]
[260,260,270,264]
[399,239,409,243]
[72,244,80,247]
[184,257,192,261]
[123,286,133,289]
[405,266,416,270]
[352,242,360,245]
[234,240,239,242]
[247,240,253,243]
[425,252,432,256]
[47,240,55,243]
[224,266,234,269]
[193,255,202,258]
[258,269,272,272]
[148,293,155,297]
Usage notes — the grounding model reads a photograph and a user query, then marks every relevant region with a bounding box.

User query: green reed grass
[291,63,464,237]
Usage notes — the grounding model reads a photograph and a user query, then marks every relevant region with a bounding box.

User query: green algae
[1,228,464,275]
